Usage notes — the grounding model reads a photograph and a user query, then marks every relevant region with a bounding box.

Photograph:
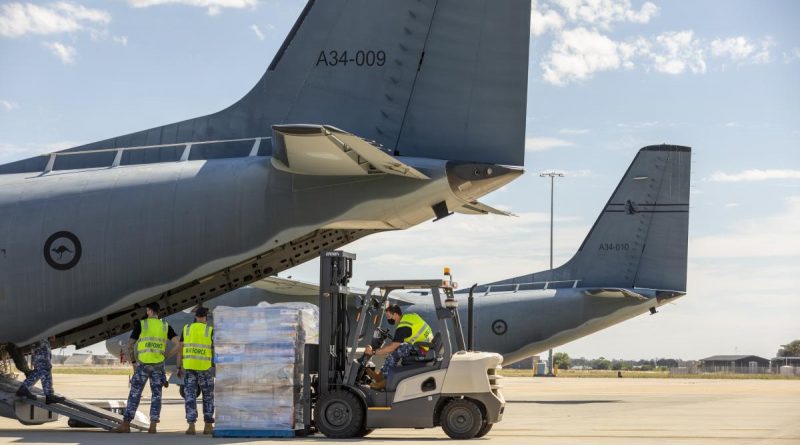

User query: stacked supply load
[213,303,317,437]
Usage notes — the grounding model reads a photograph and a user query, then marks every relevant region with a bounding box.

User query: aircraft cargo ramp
[0,375,148,431]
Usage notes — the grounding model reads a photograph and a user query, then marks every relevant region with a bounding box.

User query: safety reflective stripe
[182,343,211,349]
[182,355,212,361]
[139,337,165,342]
[408,322,432,344]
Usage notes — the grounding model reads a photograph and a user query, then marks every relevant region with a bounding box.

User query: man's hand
[176,367,184,379]
[364,345,375,356]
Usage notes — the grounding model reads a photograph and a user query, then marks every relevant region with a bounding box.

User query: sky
[1,0,798,361]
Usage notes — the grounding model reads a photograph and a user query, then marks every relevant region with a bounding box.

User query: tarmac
[0,374,798,444]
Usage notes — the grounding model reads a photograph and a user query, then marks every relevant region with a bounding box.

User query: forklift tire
[440,399,483,440]
[475,421,493,438]
[315,390,365,439]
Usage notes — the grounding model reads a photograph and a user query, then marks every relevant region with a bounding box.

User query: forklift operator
[364,304,433,389]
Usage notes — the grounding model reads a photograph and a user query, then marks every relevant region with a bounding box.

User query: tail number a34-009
[316,50,386,67]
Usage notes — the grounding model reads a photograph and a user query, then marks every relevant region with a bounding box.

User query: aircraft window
[257,138,273,157]
[53,151,116,171]
[188,140,253,160]
[121,146,182,166]
[517,283,544,291]
[549,281,575,289]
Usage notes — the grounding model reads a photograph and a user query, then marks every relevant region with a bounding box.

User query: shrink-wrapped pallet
[213,302,317,436]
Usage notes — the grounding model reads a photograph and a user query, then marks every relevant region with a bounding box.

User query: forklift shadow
[508,400,621,405]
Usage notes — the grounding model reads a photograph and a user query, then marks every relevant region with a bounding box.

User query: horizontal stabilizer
[251,276,419,305]
[583,288,648,301]
[271,125,429,179]
[456,201,516,216]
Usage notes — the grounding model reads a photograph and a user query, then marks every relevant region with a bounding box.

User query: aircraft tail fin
[0,0,530,174]
[483,145,691,292]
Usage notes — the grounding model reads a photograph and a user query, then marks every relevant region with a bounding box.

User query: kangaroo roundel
[44,231,82,271]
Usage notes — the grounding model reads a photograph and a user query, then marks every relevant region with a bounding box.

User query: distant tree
[640,364,654,371]
[611,361,623,371]
[553,352,571,370]
[778,340,800,357]
[656,359,679,368]
[571,357,589,368]
[593,358,611,370]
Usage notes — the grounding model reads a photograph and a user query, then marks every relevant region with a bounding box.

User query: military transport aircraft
[107,144,691,367]
[0,0,531,361]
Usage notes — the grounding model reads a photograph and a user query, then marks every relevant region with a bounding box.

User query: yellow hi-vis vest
[397,313,433,347]
[182,322,213,371]
[137,318,169,364]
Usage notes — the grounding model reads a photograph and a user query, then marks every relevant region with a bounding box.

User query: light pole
[540,171,563,376]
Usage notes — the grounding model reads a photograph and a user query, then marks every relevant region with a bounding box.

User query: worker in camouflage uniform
[177,307,215,435]
[112,302,179,434]
[365,304,433,390]
[15,336,65,404]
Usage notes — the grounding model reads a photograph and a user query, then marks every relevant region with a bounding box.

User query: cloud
[112,35,127,46]
[532,2,775,85]
[44,41,76,64]
[127,0,257,16]
[0,2,110,38]
[551,0,659,29]
[525,136,575,151]
[1,100,18,111]
[691,196,800,258]
[250,24,264,41]
[711,36,773,64]
[707,169,800,182]
[723,203,740,208]
[531,0,564,36]
[648,30,706,74]
[541,27,628,85]
[559,128,590,135]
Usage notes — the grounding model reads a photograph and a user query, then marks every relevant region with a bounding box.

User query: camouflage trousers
[184,369,214,423]
[22,361,54,396]
[380,343,419,379]
[123,363,165,422]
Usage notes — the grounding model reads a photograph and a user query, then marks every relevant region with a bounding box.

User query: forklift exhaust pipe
[467,284,476,351]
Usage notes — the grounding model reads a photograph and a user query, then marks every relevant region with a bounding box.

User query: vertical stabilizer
[485,145,691,291]
[0,0,530,174]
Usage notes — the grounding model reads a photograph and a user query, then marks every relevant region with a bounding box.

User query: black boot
[45,394,65,404]
[16,386,36,401]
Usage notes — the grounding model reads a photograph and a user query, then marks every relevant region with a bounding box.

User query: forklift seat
[401,332,443,365]
[386,332,444,392]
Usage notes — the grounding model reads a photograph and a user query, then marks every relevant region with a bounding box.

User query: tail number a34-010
[598,243,630,252]
[316,50,386,67]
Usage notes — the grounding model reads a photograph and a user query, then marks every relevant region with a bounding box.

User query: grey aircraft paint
[107,145,690,366]
[0,0,531,352]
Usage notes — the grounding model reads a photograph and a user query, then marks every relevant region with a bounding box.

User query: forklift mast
[317,251,355,396]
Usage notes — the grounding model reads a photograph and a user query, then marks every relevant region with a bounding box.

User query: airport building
[699,355,770,374]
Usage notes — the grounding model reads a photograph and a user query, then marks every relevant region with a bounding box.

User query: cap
[195,307,209,317]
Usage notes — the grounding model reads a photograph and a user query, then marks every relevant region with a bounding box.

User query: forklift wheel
[315,390,365,439]
[475,421,493,438]
[440,399,484,440]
